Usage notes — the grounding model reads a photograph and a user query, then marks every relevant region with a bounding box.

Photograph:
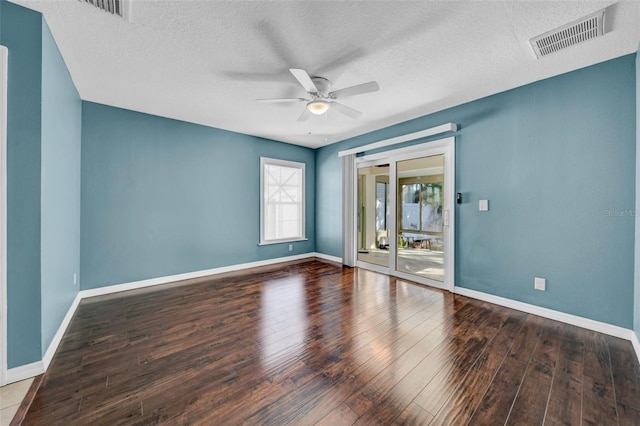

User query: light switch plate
[479,200,489,211]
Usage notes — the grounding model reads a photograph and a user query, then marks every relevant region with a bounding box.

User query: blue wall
[40,21,81,353]
[80,102,315,290]
[317,55,636,328]
[1,1,43,368]
[1,1,81,368]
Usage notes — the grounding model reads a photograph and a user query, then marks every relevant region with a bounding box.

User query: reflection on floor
[357,248,389,268]
[357,247,444,282]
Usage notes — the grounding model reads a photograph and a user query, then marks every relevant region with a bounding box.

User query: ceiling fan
[257,68,379,122]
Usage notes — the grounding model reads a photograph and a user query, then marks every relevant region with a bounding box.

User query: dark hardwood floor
[22,259,640,425]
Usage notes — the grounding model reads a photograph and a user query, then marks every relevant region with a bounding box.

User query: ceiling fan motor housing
[311,77,331,97]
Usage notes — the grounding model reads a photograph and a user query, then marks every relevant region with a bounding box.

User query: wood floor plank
[544,368,583,426]
[428,309,527,425]
[392,402,433,426]
[617,402,640,426]
[465,355,528,425]
[270,306,454,425]
[237,299,470,425]
[412,305,512,415]
[544,323,584,426]
[203,292,454,425]
[582,375,618,426]
[505,318,563,425]
[606,335,640,411]
[315,402,359,426]
[20,260,640,425]
[531,318,563,369]
[345,301,492,420]
[505,361,554,425]
[354,304,510,425]
[465,314,546,425]
[507,314,545,364]
[581,329,618,426]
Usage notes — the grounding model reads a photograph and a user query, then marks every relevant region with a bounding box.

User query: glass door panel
[357,165,390,268]
[396,155,445,281]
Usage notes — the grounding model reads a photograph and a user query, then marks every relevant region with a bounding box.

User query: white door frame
[354,137,455,292]
[354,156,393,276]
[1,45,8,386]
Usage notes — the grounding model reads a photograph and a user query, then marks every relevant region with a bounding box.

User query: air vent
[80,0,129,20]
[530,9,605,58]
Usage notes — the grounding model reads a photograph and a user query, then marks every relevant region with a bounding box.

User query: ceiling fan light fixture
[307,100,330,115]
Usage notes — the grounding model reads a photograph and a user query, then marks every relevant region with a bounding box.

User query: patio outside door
[356,164,390,271]
[354,138,454,291]
[396,155,445,282]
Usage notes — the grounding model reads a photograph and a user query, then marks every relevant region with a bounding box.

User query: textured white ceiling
[10,0,640,148]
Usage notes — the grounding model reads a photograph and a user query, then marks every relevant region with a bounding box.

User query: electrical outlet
[288,244,293,251]
[73,272,77,286]
[534,277,546,291]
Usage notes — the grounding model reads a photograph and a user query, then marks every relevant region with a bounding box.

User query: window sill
[258,238,309,246]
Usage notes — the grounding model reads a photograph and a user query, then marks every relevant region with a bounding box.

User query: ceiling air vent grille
[530,9,605,58]
[80,0,129,20]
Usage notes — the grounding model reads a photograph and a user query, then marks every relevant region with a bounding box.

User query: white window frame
[260,157,306,245]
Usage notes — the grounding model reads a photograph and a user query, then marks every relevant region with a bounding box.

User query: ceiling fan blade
[331,81,379,98]
[297,108,312,122]
[289,68,318,93]
[256,98,306,103]
[331,102,362,119]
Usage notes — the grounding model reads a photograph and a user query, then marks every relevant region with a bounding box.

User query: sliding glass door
[354,138,454,290]
[396,155,445,282]
[357,164,390,270]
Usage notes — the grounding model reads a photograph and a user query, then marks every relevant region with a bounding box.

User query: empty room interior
[1,0,640,424]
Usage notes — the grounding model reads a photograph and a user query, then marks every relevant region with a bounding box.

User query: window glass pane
[375,182,387,232]
[421,183,443,232]
[357,165,390,268]
[397,155,445,282]
[281,205,298,222]
[261,159,305,243]
[401,183,420,230]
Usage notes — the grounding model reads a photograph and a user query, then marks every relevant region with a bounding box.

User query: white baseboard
[5,361,43,385]
[631,331,640,366]
[80,252,322,299]
[312,252,342,264]
[454,286,632,340]
[42,293,82,371]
